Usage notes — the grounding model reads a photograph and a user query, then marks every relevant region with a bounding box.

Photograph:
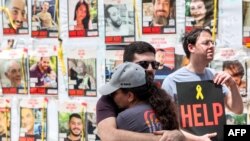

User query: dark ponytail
[148,84,179,130]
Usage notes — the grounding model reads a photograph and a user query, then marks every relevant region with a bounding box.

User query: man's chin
[72,132,81,136]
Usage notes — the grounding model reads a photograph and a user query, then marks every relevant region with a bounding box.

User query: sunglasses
[136,61,160,70]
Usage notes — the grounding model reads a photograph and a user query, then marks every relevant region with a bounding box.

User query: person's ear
[5,72,9,78]
[127,91,135,103]
[188,43,195,53]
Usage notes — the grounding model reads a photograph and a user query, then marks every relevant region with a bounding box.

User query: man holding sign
[162,28,243,141]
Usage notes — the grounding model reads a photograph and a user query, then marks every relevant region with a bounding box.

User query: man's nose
[16,12,23,22]
[158,3,164,9]
[146,63,154,71]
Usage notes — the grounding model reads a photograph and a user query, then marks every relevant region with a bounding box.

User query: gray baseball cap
[99,62,146,95]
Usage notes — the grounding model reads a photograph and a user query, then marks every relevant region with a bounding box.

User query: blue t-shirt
[162,67,229,101]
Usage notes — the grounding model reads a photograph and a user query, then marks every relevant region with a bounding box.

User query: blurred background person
[74,0,92,30]
[188,0,213,27]
[150,0,175,26]
[222,60,246,90]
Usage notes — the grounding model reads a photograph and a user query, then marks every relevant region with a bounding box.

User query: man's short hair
[156,48,165,52]
[152,0,174,7]
[223,60,245,77]
[69,113,82,122]
[123,41,156,62]
[182,28,212,59]
[104,5,115,18]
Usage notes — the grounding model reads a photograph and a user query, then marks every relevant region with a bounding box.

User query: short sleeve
[96,95,118,124]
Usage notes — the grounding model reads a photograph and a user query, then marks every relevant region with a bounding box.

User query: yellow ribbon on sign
[196,85,204,100]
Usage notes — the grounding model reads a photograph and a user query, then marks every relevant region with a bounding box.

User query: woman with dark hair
[98,62,181,134]
[74,1,92,30]
[189,0,213,28]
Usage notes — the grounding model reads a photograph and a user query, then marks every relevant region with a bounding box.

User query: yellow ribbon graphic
[196,85,204,100]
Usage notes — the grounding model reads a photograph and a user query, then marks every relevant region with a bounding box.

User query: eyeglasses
[201,40,215,46]
[136,61,160,70]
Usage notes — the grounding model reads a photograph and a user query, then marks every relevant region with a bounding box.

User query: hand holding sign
[153,130,185,141]
[213,71,235,87]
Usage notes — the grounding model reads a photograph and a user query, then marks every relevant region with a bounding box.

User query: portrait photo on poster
[0,39,16,50]
[0,107,11,141]
[2,0,29,35]
[31,0,58,38]
[67,58,96,97]
[0,58,28,94]
[185,0,218,32]
[68,0,99,37]
[243,0,250,46]
[104,0,135,44]
[19,107,47,141]
[105,45,125,82]
[29,56,58,95]
[59,112,86,141]
[142,0,176,34]
[154,48,175,87]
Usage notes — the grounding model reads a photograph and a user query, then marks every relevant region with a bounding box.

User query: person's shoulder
[163,66,173,72]
[162,67,188,86]
[97,95,113,105]
[205,67,216,75]
[30,63,38,72]
[167,67,186,78]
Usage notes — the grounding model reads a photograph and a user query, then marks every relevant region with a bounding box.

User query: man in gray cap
[98,62,182,137]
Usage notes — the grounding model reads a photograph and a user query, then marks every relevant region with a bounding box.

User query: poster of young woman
[2,0,29,35]
[31,0,58,38]
[68,0,98,37]
[185,0,218,32]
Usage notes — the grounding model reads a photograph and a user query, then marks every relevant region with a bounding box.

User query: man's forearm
[101,129,160,141]
[228,83,243,114]
[97,117,160,141]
